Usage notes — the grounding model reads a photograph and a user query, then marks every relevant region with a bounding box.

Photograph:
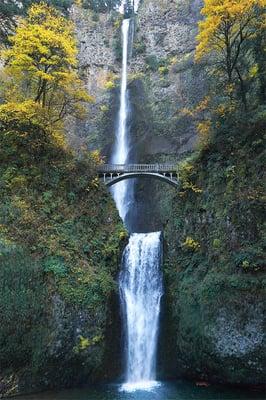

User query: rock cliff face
[69,0,206,159]
[0,203,124,398]
[160,111,265,384]
[68,1,207,232]
[129,0,205,157]
[161,266,265,384]
[68,6,121,154]
[69,0,265,387]
[123,0,207,232]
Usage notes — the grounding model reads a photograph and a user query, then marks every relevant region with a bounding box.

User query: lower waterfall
[119,232,163,391]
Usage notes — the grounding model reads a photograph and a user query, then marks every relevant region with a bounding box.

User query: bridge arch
[97,164,180,188]
[103,172,179,188]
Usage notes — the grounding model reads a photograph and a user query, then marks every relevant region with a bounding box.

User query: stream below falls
[16,381,265,400]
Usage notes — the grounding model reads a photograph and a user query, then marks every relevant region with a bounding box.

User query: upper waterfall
[111,18,131,221]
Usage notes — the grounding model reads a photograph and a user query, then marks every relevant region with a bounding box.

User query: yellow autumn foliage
[196,0,266,61]
[1,3,92,126]
[182,236,201,251]
[179,161,203,195]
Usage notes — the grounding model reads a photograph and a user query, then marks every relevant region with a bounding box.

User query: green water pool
[16,380,265,400]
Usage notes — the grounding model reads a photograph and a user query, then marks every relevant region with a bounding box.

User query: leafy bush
[158,66,169,75]
[0,251,48,370]
[133,41,146,55]
[104,80,116,90]
[182,236,201,252]
[43,256,68,277]
[113,38,122,62]
[145,55,159,71]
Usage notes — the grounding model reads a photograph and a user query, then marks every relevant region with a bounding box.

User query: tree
[2,3,91,128]
[0,1,20,45]
[0,1,74,46]
[196,0,266,109]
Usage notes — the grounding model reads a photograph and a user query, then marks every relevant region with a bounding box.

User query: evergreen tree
[0,0,20,44]
[0,0,74,46]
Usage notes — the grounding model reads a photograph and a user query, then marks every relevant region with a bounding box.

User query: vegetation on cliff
[163,0,265,384]
[0,4,124,396]
[0,0,265,394]
[0,0,122,45]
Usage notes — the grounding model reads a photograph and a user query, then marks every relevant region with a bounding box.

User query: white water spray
[119,232,163,391]
[111,18,131,221]
[110,5,163,392]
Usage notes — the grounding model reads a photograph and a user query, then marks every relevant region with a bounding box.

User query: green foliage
[233,245,265,272]
[0,0,74,45]
[0,93,124,385]
[133,40,146,55]
[0,5,124,384]
[158,66,169,75]
[165,0,266,281]
[0,251,48,370]
[43,256,68,277]
[113,37,122,62]
[73,334,103,354]
[22,0,74,12]
[145,55,160,71]
[168,108,265,275]
[145,55,171,75]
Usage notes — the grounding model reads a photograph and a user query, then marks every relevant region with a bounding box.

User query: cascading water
[119,232,163,391]
[110,2,163,392]
[111,18,131,221]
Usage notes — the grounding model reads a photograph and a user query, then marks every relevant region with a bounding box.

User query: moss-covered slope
[162,112,265,384]
[0,114,125,397]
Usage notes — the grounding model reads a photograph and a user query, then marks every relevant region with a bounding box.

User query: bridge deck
[98,164,177,174]
[97,164,179,187]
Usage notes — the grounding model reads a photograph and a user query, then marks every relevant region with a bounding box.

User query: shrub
[145,55,159,71]
[0,251,48,369]
[104,80,116,90]
[182,236,201,252]
[158,66,169,75]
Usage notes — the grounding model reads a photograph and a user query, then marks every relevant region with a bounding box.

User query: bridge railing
[98,164,178,173]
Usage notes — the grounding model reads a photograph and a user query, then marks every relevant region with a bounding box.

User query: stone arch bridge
[97,164,179,187]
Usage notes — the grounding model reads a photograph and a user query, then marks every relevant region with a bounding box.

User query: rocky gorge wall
[0,186,124,398]
[68,6,122,155]
[161,131,265,384]
[68,0,265,388]
[68,1,207,232]
[69,0,206,162]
